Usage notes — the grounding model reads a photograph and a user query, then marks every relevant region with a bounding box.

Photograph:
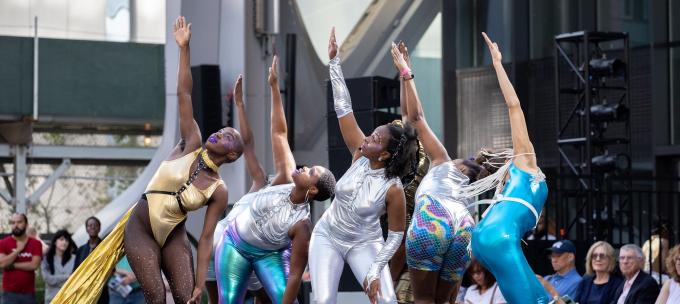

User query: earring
[304,189,310,203]
[378,156,383,162]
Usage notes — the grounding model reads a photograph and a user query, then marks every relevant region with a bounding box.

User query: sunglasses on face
[592,253,609,261]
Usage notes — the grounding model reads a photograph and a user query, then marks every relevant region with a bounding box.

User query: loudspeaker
[327,111,400,178]
[191,65,223,141]
[327,111,401,149]
[326,76,400,112]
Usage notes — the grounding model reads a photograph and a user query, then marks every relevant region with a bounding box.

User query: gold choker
[201,149,220,172]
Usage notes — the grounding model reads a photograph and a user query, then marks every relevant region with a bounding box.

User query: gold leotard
[51,148,224,304]
[144,148,224,246]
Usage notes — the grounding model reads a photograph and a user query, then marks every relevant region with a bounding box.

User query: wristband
[400,67,411,77]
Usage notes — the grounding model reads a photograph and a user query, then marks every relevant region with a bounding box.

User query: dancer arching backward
[390,42,489,303]
[214,55,337,304]
[211,73,293,304]
[209,74,275,304]
[309,28,420,304]
[52,16,243,304]
[466,32,550,304]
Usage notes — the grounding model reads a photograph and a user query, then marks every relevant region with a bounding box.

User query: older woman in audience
[655,244,680,304]
[573,241,623,304]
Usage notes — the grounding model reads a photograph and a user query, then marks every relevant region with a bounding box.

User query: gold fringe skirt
[51,207,134,304]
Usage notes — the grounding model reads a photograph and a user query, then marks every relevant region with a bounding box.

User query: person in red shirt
[0,213,43,303]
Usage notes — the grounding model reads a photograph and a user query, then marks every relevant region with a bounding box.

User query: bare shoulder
[290,219,312,238]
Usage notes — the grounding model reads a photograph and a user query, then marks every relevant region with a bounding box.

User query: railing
[548,175,678,279]
[473,174,679,278]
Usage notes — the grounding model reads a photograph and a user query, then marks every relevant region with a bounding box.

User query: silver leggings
[308,227,396,304]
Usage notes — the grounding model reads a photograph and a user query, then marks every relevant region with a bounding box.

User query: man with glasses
[543,240,582,300]
[612,244,660,304]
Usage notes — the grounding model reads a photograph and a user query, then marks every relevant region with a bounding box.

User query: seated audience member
[108,255,144,304]
[543,240,582,299]
[612,244,660,304]
[463,259,507,304]
[525,213,557,241]
[655,244,680,304]
[574,241,623,304]
[642,224,671,284]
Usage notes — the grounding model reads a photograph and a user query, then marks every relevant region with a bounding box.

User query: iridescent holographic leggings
[406,194,473,282]
[215,222,289,304]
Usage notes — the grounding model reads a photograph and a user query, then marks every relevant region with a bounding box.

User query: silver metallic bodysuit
[416,161,470,204]
[316,157,401,251]
[310,157,402,304]
[234,183,309,250]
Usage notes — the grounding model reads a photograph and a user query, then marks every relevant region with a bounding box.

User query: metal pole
[14,145,28,213]
[33,16,39,121]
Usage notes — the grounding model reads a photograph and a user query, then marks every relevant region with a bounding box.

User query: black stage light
[589,55,626,78]
[590,103,629,123]
[591,153,631,172]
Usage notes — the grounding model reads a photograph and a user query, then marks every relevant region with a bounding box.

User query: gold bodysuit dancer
[52,16,243,304]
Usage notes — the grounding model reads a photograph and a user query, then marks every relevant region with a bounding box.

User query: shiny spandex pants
[215,222,288,304]
[308,224,396,304]
[471,200,551,304]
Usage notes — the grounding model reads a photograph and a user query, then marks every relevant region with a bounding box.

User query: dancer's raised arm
[390,43,450,166]
[397,42,410,123]
[269,55,296,185]
[174,16,201,154]
[233,75,267,192]
[328,27,365,162]
[482,32,537,170]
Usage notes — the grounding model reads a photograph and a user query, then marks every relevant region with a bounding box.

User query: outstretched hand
[482,32,502,63]
[268,55,279,86]
[390,42,409,73]
[186,287,202,304]
[173,16,192,48]
[233,75,244,107]
[328,26,338,60]
[363,278,381,304]
[397,41,411,70]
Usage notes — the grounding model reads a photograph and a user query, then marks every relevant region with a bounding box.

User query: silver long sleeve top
[416,161,470,205]
[329,56,353,118]
[225,191,260,223]
[235,183,310,250]
[317,157,402,249]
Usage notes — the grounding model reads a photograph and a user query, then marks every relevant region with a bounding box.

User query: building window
[411,13,443,140]
[529,0,579,59]
[0,0,164,43]
[455,0,513,68]
[295,0,372,62]
[598,0,649,47]
[672,47,680,144]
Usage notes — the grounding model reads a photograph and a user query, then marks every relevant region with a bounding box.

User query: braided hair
[384,120,420,184]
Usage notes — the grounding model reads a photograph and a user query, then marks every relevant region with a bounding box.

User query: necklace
[201,149,219,172]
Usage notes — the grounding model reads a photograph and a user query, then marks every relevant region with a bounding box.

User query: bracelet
[400,67,411,77]
[400,73,415,81]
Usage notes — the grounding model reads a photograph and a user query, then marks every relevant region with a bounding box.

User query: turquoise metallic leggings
[471,201,551,304]
[215,222,289,304]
